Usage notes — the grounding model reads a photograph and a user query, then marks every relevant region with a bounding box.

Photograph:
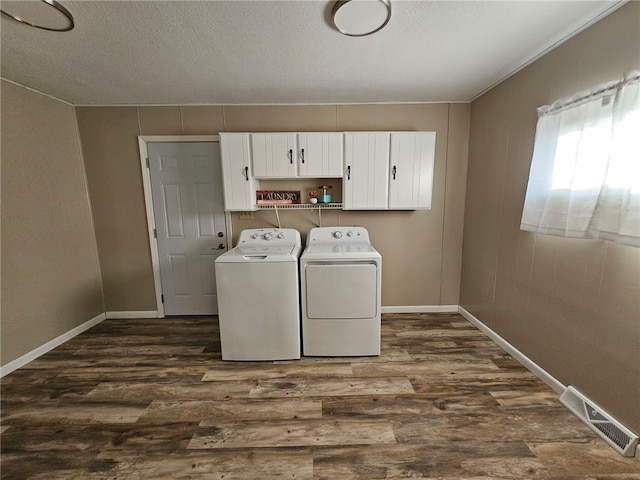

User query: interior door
[147,142,227,315]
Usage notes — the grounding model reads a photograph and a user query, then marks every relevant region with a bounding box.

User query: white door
[343,133,390,210]
[305,263,378,319]
[389,132,436,209]
[147,142,227,315]
[297,133,344,177]
[251,133,297,178]
[219,134,258,211]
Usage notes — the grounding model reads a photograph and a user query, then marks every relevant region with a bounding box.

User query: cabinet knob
[289,149,293,164]
[347,165,351,180]
[244,166,249,181]
[301,148,305,164]
[392,165,397,180]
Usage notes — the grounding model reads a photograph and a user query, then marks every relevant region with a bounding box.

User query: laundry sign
[256,190,301,205]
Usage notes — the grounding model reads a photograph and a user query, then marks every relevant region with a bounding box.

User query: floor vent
[559,386,639,456]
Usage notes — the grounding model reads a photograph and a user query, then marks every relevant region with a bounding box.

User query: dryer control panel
[306,226,371,244]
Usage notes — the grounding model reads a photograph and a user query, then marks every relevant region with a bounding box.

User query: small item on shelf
[308,190,318,204]
[318,185,332,203]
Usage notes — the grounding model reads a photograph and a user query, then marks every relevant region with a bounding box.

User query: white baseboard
[105,311,159,319]
[0,313,106,378]
[457,306,565,394]
[382,305,459,314]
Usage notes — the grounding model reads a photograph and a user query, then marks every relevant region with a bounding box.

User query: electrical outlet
[238,212,253,220]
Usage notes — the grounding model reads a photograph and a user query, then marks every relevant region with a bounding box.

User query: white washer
[300,226,382,356]
[214,228,301,361]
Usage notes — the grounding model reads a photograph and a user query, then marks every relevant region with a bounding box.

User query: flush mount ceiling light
[1,0,74,32]
[332,0,391,37]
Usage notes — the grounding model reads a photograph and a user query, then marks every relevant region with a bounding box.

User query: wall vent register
[559,386,639,456]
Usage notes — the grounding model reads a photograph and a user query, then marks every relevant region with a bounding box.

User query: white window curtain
[521,69,640,248]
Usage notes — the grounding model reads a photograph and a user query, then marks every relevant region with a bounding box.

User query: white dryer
[300,226,381,356]
[214,228,301,361]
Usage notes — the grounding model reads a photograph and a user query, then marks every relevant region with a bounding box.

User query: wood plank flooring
[2,313,638,479]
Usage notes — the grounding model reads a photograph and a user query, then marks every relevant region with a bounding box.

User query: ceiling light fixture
[1,0,74,32]
[332,0,391,37]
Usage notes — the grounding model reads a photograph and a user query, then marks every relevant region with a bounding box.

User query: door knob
[217,232,224,238]
[213,243,226,250]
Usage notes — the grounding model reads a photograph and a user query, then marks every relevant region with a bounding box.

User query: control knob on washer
[263,233,272,240]
[276,233,284,239]
[333,231,343,239]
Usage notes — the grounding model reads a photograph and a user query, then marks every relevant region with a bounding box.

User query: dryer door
[305,262,378,319]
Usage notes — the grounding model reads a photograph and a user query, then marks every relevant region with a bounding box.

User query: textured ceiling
[0,0,626,105]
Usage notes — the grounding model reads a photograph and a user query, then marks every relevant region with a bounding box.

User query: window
[521,70,640,247]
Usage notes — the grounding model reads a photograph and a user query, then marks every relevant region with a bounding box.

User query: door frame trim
[137,135,229,318]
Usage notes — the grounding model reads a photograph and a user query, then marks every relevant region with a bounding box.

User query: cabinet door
[297,133,343,178]
[343,133,390,210]
[251,133,297,178]
[219,134,258,211]
[388,132,436,209]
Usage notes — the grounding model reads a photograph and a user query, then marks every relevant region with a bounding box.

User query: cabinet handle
[289,149,293,164]
[244,166,249,181]
[301,148,305,164]
[347,165,351,180]
[392,165,397,180]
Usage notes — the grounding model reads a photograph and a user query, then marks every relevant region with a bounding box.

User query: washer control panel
[238,228,301,246]
[307,226,371,244]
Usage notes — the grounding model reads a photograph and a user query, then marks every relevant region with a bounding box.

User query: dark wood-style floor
[1,313,638,479]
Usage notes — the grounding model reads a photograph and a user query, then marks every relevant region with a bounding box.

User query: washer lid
[231,245,297,256]
[216,244,301,263]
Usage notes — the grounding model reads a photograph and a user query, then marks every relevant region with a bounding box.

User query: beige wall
[75,108,157,312]
[75,103,469,310]
[461,2,640,433]
[1,81,104,365]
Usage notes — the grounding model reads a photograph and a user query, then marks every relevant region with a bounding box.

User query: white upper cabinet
[388,132,436,210]
[297,133,344,178]
[251,133,297,178]
[218,131,435,211]
[343,133,390,210]
[343,131,436,210]
[251,133,343,178]
[219,133,259,211]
